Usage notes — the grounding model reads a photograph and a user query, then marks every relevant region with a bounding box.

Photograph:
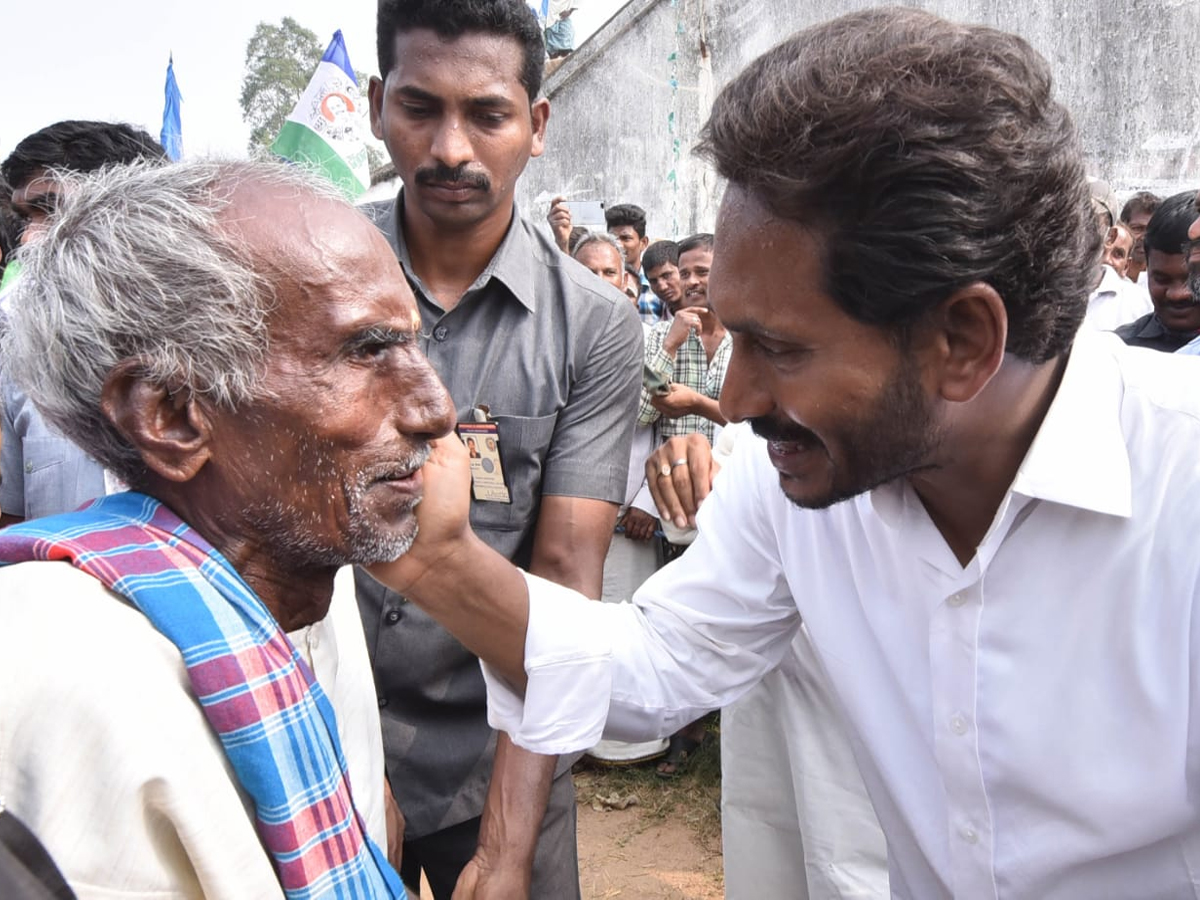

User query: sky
[0,0,623,162]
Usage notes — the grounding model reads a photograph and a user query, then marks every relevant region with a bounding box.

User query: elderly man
[377,9,1200,898]
[0,159,453,898]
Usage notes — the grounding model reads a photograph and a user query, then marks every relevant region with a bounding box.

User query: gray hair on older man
[0,158,343,486]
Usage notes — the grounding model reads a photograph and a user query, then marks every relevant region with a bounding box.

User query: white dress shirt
[486,332,1200,899]
[0,565,386,899]
[1081,264,1152,333]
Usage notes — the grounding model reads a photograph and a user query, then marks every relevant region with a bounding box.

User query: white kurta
[722,626,888,899]
[0,564,386,899]
[486,332,1200,898]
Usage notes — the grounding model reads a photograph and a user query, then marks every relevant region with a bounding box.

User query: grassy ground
[573,714,723,846]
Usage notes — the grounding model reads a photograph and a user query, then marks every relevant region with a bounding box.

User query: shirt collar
[385,188,539,313]
[1009,332,1132,518]
[871,332,1133,528]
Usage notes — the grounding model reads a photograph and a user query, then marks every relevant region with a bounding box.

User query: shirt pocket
[467,413,557,536]
[21,437,68,519]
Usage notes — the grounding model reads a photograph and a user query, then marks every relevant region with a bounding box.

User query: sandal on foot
[656,733,704,778]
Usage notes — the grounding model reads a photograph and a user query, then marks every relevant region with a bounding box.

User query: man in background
[363,1,642,895]
[1121,190,1162,286]
[643,239,682,315]
[1116,190,1199,351]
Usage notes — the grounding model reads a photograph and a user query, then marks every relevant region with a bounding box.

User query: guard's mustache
[414,163,490,191]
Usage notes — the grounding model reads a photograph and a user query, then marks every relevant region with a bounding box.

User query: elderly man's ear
[101,361,214,483]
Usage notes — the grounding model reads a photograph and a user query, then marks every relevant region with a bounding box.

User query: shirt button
[24,461,34,474]
[950,713,969,735]
[378,697,389,708]
[947,592,967,607]
[385,609,402,624]
[433,326,449,341]
[960,825,979,844]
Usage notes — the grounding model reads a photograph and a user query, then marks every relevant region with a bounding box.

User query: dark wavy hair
[678,233,714,256]
[605,203,647,239]
[643,240,679,271]
[377,0,545,102]
[2,120,166,188]
[1121,191,1162,225]
[698,7,1097,363]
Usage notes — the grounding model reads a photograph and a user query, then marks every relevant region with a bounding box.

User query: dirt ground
[576,792,724,899]
[417,733,725,899]
[574,733,724,900]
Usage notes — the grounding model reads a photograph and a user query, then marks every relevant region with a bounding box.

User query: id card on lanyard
[457,406,511,504]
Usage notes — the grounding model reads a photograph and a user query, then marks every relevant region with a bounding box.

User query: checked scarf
[0,492,405,900]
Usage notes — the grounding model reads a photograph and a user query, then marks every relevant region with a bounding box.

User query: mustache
[365,443,431,482]
[749,415,819,446]
[414,163,490,191]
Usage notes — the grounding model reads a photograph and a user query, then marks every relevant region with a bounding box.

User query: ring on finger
[670,458,688,469]
[658,463,672,478]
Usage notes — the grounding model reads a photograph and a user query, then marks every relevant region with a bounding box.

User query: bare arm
[452,496,617,894]
[453,734,554,899]
[370,435,531,685]
[546,196,572,254]
[648,384,728,425]
[529,495,619,597]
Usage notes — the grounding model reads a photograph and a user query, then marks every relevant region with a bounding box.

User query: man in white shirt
[375,9,1200,899]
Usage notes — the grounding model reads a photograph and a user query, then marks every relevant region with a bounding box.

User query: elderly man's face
[210,187,455,567]
[1103,225,1133,278]
[575,240,625,291]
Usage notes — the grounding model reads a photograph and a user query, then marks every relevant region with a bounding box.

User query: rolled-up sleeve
[483,437,803,754]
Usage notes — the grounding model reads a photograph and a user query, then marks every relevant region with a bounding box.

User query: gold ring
[658,463,672,478]
[671,458,688,469]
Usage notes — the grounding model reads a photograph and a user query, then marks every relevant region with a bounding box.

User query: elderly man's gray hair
[0,158,343,486]
[571,230,626,265]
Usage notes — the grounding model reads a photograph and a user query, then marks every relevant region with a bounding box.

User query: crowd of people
[2,1,1200,899]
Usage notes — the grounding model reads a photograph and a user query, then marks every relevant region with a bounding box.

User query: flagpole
[160,54,184,161]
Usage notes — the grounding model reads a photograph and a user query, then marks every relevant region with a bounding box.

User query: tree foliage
[240,17,388,173]
[240,18,324,155]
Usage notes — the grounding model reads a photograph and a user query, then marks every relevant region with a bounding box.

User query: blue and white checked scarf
[0,492,405,900]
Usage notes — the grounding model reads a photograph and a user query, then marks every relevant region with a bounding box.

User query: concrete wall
[518,0,1200,239]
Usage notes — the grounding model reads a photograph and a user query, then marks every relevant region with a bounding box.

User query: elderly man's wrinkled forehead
[217,178,359,274]
[215,178,415,326]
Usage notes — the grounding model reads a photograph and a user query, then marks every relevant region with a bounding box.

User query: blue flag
[160,55,183,161]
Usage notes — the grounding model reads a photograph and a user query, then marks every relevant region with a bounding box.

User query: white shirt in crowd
[1081,263,1151,333]
[486,332,1200,899]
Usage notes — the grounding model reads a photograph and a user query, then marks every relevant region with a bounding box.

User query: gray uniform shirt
[355,192,642,837]
[1,376,107,520]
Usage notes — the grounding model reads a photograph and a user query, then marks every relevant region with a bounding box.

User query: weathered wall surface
[518,0,1200,239]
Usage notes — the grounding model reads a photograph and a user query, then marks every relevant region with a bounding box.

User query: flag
[0,261,21,317]
[160,55,183,161]
[271,30,370,199]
